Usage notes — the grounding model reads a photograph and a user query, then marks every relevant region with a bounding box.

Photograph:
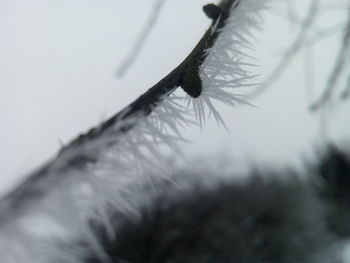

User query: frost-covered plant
[0,0,267,262]
[2,1,350,262]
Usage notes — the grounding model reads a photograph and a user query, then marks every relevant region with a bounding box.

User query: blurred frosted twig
[247,0,350,113]
[248,0,319,99]
[311,3,350,111]
[304,23,344,46]
[285,0,297,30]
[341,74,350,99]
[117,0,167,77]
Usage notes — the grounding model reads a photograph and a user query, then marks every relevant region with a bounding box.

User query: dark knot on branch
[203,4,226,20]
[181,67,202,98]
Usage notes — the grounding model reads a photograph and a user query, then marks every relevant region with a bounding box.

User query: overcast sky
[1,0,349,195]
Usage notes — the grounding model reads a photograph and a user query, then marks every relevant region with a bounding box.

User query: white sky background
[0,0,349,195]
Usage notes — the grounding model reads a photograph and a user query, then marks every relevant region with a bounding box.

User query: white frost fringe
[0,1,267,262]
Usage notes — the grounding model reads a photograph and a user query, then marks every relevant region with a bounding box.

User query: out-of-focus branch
[248,0,319,99]
[117,0,167,77]
[341,74,350,99]
[311,3,350,111]
[247,0,350,115]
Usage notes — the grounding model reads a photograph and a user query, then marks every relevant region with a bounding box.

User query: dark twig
[341,73,350,99]
[0,0,238,214]
[311,3,350,111]
[247,0,318,99]
[117,0,167,77]
[61,0,236,154]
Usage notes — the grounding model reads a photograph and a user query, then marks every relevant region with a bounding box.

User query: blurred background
[0,0,349,195]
